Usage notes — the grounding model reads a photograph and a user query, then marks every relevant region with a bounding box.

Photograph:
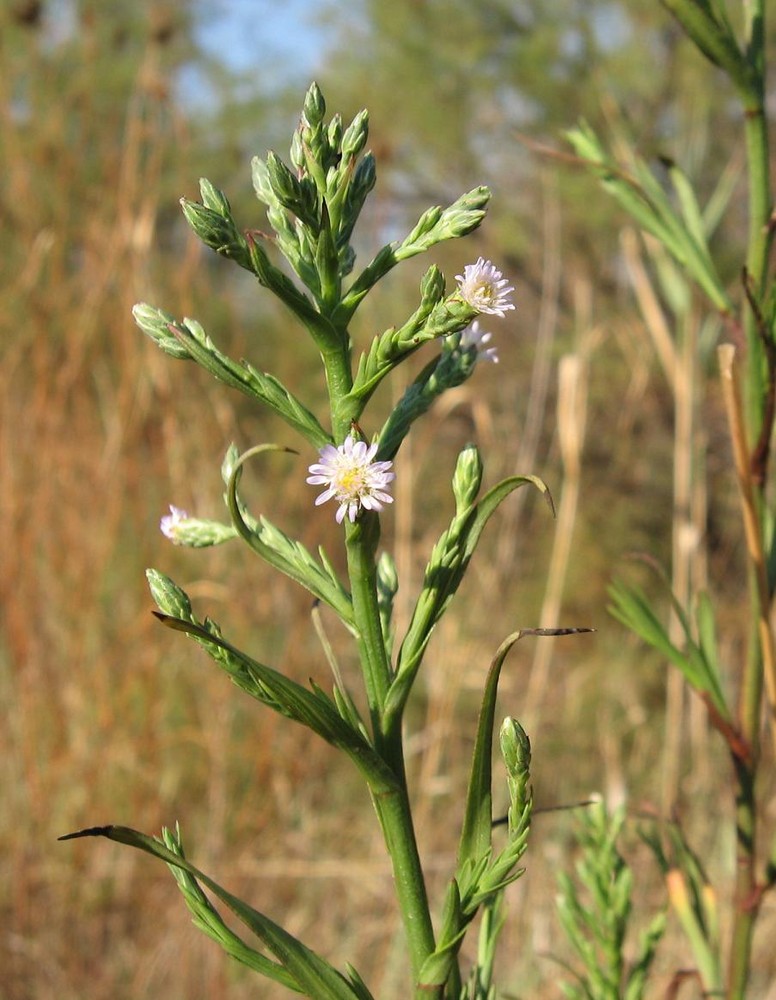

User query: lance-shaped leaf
[225,445,354,627]
[607,578,729,719]
[343,266,471,413]
[385,469,553,726]
[152,611,399,795]
[252,155,320,293]
[662,0,754,100]
[457,664,534,915]
[460,896,506,1000]
[59,825,374,1000]
[421,641,541,993]
[623,912,668,1000]
[416,879,468,991]
[264,149,322,232]
[158,826,302,992]
[565,122,732,315]
[314,201,341,309]
[132,306,329,447]
[332,187,490,325]
[376,336,480,462]
[336,152,376,250]
[376,551,398,659]
[458,635,522,869]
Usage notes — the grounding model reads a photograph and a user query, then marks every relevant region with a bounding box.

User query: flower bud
[251,156,275,207]
[500,716,532,824]
[341,154,376,238]
[342,109,369,160]
[452,444,483,511]
[266,151,301,204]
[146,568,193,621]
[419,265,446,308]
[377,550,399,603]
[437,186,491,239]
[180,197,250,269]
[405,205,443,246]
[327,112,343,152]
[499,716,531,779]
[132,303,190,360]
[289,126,305,171]
[198,177,232,216]
[351,151,376,194]
[302,81,326,127]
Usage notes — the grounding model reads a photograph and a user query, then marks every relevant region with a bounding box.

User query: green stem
[728,6,772,996]
[742,106,771,297]
[740,81,772,441]
[345,515,437,989]
[322,341,354,430]
[741,0,771,432]
[718,355,765,1000]
[728,758,759,1000]
[346,516,392,723]
[321,265,437,993]
[373,773,438,995]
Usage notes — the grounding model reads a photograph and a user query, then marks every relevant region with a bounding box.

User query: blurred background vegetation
[1,1,774,997]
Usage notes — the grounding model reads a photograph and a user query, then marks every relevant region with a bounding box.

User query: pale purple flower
[455,257,515,317]
[460,320,499,364]
[307,434,395,524]
[160,505,189,543]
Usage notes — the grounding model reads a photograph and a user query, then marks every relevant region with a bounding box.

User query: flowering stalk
[59,83,585,999]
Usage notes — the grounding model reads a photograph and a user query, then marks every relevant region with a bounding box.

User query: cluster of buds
[147,83,516,535]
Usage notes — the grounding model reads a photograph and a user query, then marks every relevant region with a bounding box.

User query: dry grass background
[2,5,775,999]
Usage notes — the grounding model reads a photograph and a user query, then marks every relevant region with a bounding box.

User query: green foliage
[557,802,665,1000]
[386,464,552,726]
[564,121,733,313]
[66,80,576,1000]
[608,577,728,719]
[60,824,375,1000]
[9,1,774,997]
[224,444,355,623]
[641,821,723,993]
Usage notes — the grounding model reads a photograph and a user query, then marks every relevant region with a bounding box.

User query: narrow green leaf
[694,592,727,711]
[137,311,329,445]
[416,880,468,989]
[623,911,667,1000]
[458,633,523,867]
[245,234,342,351]
[665,160,713,260]
[386,473,553,725]
[607,581,691,672]
[225,445,354,625]
[159,827,302,992]
[346,266,453,409]
[60,826,370,1000]
[566,123,733,313]
[333,187,489,325]
[152,613,399,795]
[608,578,729,718]
[661,0,755,99]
